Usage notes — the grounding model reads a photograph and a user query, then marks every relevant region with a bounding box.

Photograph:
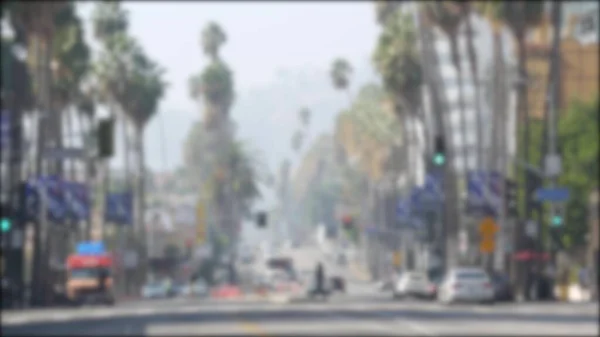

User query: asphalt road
[3,244,598,336]
[3,286,598,336]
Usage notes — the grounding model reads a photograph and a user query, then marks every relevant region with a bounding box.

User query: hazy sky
[78,1,381,173]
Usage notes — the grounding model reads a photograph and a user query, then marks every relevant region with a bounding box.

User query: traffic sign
[480,239,495,254]
[479,217,498,236]
[479,217,497,254]
[535,187,570,202]
[196,203,206,244]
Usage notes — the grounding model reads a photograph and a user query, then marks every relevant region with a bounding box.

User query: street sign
[479,217,498,236]
[479,217,497,254]
[480,238,495,254]
[535,187,570,202]
[525,220,538,237]
[196,203,206,244]
[544,154,562,177]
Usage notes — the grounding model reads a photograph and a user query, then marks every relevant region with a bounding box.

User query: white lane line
[49,312,76,322]
[87,309,116,318]
[3,316,31,325]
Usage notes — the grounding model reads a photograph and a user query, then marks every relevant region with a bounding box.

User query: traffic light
[504,179,518,217]
[97,118,115,158]
[0,203,12,233]
[550,204,564,228]
[432,135,446,166]
[341,215,354,230]
[256,211,267,228]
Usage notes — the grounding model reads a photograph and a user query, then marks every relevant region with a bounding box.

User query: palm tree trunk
[66,105,76,181]
[515,32,531,300]
[122,112,131,191]
[465,14,484,171]
[450,35,470,265]
[417,9,461,271]
[134,125,148,289]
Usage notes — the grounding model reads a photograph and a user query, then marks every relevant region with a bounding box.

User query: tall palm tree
[503,2,544,222]
[291,130,304,153]
[52,3,91,182]
[6,1,69,306]
[460,3,485,171]
[330,58,353,104]
[299,107,311,129]
[424,2,470,173]
[373,10,423,188]
[202,22,227,62]
[120,44,167,286]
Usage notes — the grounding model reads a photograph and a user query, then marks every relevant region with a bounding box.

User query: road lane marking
[239,321,270,337]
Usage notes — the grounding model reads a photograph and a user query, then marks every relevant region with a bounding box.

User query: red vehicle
[66,254,115,305]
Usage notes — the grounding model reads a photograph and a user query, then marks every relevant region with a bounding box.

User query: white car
[142,282,169,299]
[437,267,495,304]
[393,272,433,299]
[191,280,209,297]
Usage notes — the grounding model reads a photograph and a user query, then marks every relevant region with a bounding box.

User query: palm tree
[291,130,304,152]
[503,2,544,225]
[52,3,91,182]
[424,2,471,173]
[299,107,311,129]
[120,43,167,286]
[6,1,69,306]
[460,3,485,171]
[202,22,227,61]
[373,10,423,188]
[330,58,353,103]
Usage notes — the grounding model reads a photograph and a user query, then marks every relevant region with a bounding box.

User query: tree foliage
[330,58,353,91]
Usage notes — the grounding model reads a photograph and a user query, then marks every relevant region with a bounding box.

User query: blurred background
[1,1,598,336]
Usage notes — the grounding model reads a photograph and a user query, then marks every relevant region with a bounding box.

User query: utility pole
[547,0,563,294]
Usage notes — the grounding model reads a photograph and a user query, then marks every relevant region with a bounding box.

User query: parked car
[393,272,432,299]
[437,267,495,304]
[142,282,169,299]
[172,283,192,297]
[191,280,209,297]
[490,272,514,302]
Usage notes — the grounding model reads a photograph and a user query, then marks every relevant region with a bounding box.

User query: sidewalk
[349,262,371,282]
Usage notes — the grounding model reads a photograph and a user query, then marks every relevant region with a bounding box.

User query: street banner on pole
[63,181,91,221]
[196,202,206,245]
[105,191,132,225]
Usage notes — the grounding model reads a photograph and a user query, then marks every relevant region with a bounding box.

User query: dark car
[491,272,513,301]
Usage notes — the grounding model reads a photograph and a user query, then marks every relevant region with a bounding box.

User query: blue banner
[105,191,133,225]
[63,181,91,221]
[466,170,503,215]
[22,176,91,223]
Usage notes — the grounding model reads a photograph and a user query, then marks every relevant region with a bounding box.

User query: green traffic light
[433,153,445,166]
[551,215,562,227]
[1,218,11,233]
